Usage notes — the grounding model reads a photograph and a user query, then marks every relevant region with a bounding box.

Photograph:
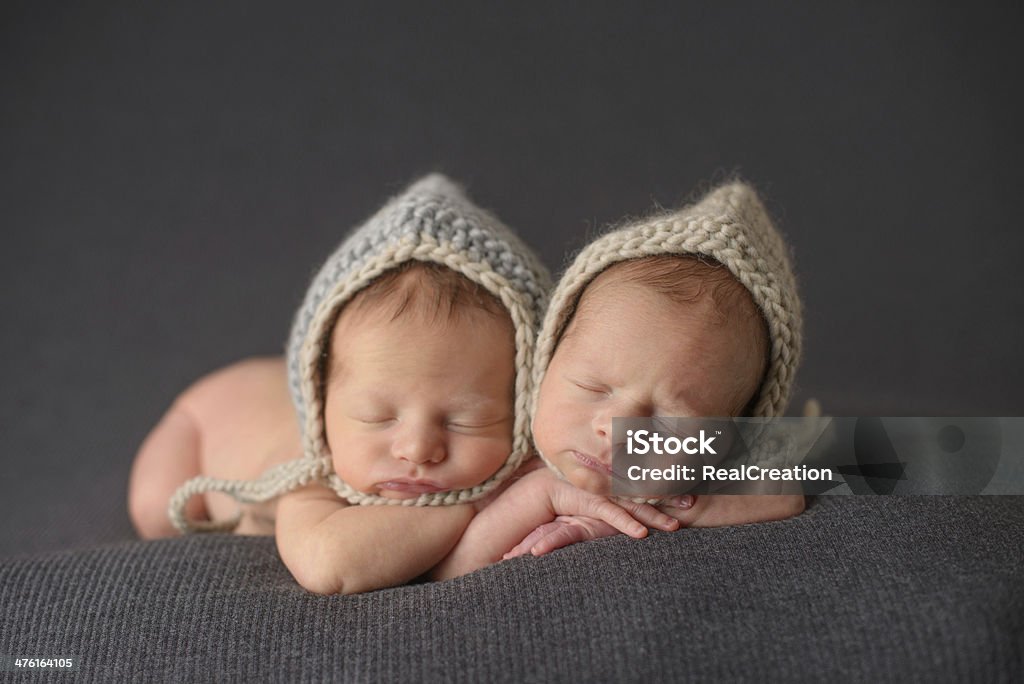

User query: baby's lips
[377,479,447,494]
[664,495,696,509]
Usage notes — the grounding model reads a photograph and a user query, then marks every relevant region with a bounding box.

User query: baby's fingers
[616,499,685,532]
[502,539,535,559]
[529,524,591,556]
[584,498,650,538]
[503,523,560,559]
[548,479,651,538]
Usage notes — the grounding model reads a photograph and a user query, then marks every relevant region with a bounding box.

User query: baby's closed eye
[567,376,611,396]
[445,414,512,433]
[352,415,396,427]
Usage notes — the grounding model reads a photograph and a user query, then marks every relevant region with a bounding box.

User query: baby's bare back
[177,356,302,530]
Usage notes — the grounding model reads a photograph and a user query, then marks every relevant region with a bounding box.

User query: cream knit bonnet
[530,181,802,477]
[169,174,551,533]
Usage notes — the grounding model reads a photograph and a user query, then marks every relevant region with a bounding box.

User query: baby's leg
[128,401,206,538]
[128,356,301,538]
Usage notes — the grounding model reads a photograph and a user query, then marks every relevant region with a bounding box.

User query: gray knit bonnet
[531,181,803,477]
[170,174,551,533]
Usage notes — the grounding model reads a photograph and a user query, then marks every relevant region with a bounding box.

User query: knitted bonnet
[169,174,551,533]
[530,181,802,476]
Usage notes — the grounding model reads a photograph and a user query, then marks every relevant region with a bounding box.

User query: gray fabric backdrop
[2,2,1022,557]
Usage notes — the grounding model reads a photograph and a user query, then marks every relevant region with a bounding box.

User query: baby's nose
[594,400,651,438]
[392,427,446,465]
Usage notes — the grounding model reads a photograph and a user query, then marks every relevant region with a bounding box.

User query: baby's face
[323,307,515,500]
[533,277,765,494]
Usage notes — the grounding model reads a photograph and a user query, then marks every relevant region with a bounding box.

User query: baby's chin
[374,488,430,501]
[557,459,613,496]
[368,479,482,500]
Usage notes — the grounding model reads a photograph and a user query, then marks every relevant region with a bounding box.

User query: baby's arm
[429,468,679,580]
[503,496,694,558]
[504,493,805,558]
[276,484,475,595]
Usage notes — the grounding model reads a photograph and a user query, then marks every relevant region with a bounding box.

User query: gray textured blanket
[2,496,1021,682]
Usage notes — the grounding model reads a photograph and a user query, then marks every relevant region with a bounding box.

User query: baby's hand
[502,472,684,557]
[545,471,681,537]
[503,516,618,558]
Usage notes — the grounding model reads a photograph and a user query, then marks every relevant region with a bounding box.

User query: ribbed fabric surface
[2,497,1021,682]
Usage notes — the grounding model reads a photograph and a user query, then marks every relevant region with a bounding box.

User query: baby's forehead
[573,257,762,328]
[331,304,511,363]
[589,256,736,297]
[323,281,516,393]
[553,258,770,411]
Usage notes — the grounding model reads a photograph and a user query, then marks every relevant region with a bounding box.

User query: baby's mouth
[377,479,447,494]
[571,451,614,476]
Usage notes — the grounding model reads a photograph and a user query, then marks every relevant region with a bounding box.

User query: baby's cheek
[321,392,344,453]
[490,430,515,465]
[533,391,579,456]
[531,404,556,458]
[458,434,512,484]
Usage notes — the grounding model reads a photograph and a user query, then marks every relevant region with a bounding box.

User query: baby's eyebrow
[349,389,393,407]
[339,388,506,414]
[658,384,707,415]
[673,389,737,417]
[325,355,348,388]
[445,393,506,413]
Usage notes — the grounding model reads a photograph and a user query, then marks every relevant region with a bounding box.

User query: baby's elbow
[277,534,347,595]
[298,566,383,596]
[294,563,346,596]
[773,494,807,521]
[281,552,337,594]
[283,546,382,595]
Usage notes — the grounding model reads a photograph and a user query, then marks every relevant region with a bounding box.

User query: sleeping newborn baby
[532,255,770,495]
[431,181,806,575]
[130,260,521,539]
